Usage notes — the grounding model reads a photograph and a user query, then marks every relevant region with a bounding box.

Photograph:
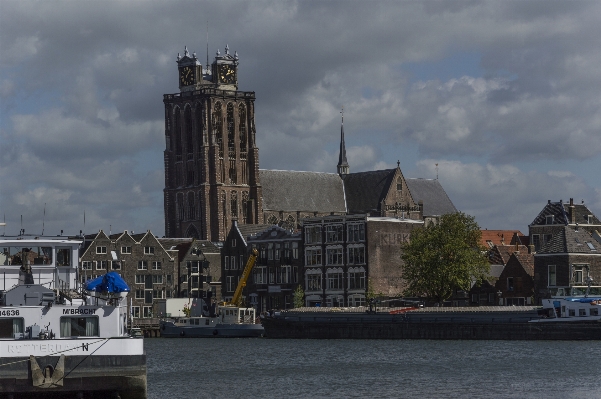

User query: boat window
[0,318,24,338]
[591,308,599,316]
[60,317,99,337]
[1,246,53,266]
[56,247,71,266]
[569,309,575,317]
[205,319,210,325]
[579,309,586,316]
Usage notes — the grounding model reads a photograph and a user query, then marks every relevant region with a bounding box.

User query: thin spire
[206,22,209,71]
[337,107,349,175]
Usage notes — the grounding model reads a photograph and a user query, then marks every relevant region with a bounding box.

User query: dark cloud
[1,0,600,236]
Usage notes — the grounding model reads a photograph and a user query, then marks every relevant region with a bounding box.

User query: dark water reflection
[146,339,600,398]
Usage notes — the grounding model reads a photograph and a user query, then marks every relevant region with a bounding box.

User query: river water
[146,338,601,398]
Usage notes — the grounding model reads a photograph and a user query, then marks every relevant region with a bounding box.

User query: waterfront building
[495,249,535,306]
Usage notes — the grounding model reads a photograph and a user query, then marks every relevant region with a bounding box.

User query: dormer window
[588,215,593,224]
[546,215,554,225]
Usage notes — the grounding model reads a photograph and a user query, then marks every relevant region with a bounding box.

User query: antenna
[435,163,439,180]
[206,21,209,72]
[42,203,46,235]
[340,106,344,124]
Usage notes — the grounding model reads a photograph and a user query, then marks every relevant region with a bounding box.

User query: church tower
[337,108,349,175]
[163,45,263,241]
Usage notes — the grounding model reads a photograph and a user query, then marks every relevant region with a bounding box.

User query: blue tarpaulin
[85,271,130,293]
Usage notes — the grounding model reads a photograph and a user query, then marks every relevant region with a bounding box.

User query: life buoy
[180,330,185,337]
[212,329,218,336]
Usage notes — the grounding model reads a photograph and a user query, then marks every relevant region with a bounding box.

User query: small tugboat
[0,236,146,398]
[160,248,264,338]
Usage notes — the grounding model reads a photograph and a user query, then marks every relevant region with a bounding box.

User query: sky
[1,0,600,238]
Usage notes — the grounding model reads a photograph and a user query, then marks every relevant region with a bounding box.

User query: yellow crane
[227,248,259,307]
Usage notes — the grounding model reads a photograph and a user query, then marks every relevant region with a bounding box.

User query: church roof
[260,169,347,213]
[405,178,457,217]
[342,169,395,214]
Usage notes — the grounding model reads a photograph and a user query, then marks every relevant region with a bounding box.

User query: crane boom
[228,248,258,307]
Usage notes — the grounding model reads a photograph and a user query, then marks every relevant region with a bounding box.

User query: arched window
[213,102,223,158]
[185,105,193,153]
[187,191,195,220]
[195,102,204,146]
[242,191,249,223]
[227,103,235,153]
[174,107,182,156]
[238,104,246,152]
[186,225,199,239]
[230,191,238,218]
[177,193,184,221]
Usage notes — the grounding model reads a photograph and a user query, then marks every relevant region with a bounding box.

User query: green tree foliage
[293,284,304,308]
[401,212,488,304]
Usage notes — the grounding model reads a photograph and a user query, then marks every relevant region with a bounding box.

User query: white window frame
[96,246,107,254]
[96,260,107,270]
[138,260,148,270]
[82,261,93,270]
[121,246,132,254]
[152,261,161,270]
[144,246,155,255]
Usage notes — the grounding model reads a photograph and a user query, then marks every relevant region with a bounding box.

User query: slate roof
[342,169,395,214]
[488,264,505,279]
[260,170,347,213]
[404,178,457,216]
[537,227,600,254]
[236,223,274,244]
[511,252,535,276]
[488,245,528,265]
[530,200,600,226]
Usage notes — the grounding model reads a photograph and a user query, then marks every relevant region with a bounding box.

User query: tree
[293,284,304,308]
[401,212,488,304]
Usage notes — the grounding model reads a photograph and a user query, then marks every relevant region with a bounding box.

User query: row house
[496,249,535,306]
[80,230,178,320]
[171,239,222,302]
[534,225,601,302]
[529,198,600,252]
[246,225,302,311]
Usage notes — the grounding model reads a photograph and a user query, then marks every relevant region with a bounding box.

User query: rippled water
[146,338,601,398]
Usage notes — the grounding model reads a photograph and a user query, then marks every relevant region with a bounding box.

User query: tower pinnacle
[337,107,349,175]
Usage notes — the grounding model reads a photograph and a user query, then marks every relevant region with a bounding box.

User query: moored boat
[0,237,146,398]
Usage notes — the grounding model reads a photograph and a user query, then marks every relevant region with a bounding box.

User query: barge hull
[262,318,601,340]
[0,354,147,399]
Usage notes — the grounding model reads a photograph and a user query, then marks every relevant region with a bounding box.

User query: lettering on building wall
[376,233,410,247]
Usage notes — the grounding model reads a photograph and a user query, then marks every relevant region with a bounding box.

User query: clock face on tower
[218,64,236,84]
[180,66,195,86]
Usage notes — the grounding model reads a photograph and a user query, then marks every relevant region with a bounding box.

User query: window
[96,260,107,270]
[144,246,155,255]
[305,226,322,244]
[348,246,365,264]
[573,265,588,284]
[281,265,291,284]
[293,266,298,283]
[82,261,93,270]
[326,269,344,290]
[226,276,235,292]
[507,277,514,292]
[588,215,594,224]
[143,307,153,318]
[131,306,140,318]
[292,242,299,259]
[225,257,229,270]
[96,246,107,254]
[56,248,71,266]
[0,318,24,338]
[544,234,553,245]
[396,177,402,191]
[60,317,99,337]
[240,255,244,270]
[349,268,366,289]
[260,245,267,260]
[305,248,322,266]
[230,256,237,270]
[254,266,267,284]
[268,243,274,260]
[152,275,163,284]
[532,235,540,251]
[166,274,172,284]
[152,261,162,270]
[135,289,144,299]
[231,239,236,247]
[348,224,365,242]
[548,265,556,286]
[112,261,121,270]
[269,268,274,284]
[307,273,322,291]
[326,248,343,265]
[153,289,165,299]
[587,242,596,251]
[121,246,132,254]
[326,225,343,243]
[135,275,144,284]
[546,215,554,225]
[138,261,148,270]
[275,243,280,260]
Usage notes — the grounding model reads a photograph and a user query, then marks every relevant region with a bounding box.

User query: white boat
[531,297,601,322]
[0,237,146,398]
[160,304,264,338]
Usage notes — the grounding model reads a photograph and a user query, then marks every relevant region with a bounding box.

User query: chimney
[501,233,505,245]
[528,244,534,254]
[569,198,575,224]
